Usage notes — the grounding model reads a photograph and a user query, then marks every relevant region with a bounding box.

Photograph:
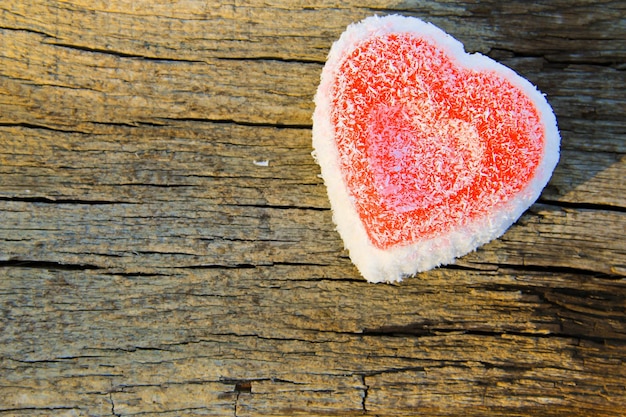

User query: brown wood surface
[1,1,625,416]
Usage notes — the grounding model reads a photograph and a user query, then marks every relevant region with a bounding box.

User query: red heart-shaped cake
[313,15,560,283]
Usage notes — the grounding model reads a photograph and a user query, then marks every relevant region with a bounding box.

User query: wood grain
[1,1,625,416]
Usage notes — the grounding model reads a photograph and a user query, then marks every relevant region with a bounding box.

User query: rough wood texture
[1,1,625,416]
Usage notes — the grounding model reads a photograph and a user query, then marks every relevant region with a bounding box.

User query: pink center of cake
[331,33,544,249]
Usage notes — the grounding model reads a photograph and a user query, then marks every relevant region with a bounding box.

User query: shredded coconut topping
[330,33,544,249]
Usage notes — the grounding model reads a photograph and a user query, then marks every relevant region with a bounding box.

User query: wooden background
[1,1,625,415]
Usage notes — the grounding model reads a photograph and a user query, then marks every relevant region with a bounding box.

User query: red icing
[331,33,544,249]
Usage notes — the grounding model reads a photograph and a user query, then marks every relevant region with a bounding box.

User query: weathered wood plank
[2,4,625,127]
[1,0,624,416]
[1,266,625,415]
[1,123,624,210]
[1,112,625,205]
[1,199,625,274]
[2,0,623,64]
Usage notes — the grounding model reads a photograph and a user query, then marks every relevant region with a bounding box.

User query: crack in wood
[215,55,325,65]
[50,42,207,63]
[0,25,56,38]
[360,374,369,413]
[158,116,313,130]
[0,196,126,205]
[539,198,626,213]
[108,390,119,417]
[0,260,101,271]
[0,122,91,134]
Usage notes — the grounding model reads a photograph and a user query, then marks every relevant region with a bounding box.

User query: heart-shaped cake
[313,15,560,283]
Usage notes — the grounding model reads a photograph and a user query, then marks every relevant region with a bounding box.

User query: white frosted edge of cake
[312,15,560,283]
